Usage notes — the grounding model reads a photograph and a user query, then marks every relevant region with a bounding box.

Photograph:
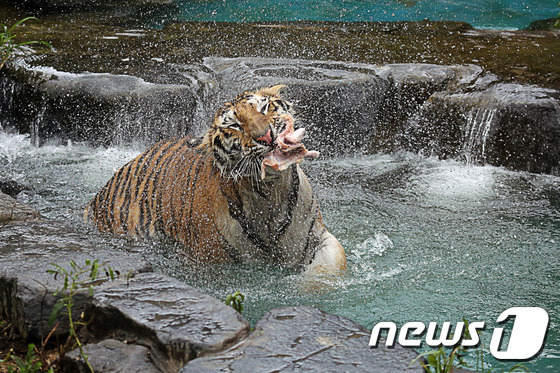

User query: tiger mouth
[259,115,319,179]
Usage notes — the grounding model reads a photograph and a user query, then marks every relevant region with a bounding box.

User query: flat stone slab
[181,306,421,372]
[63,339,160,373]
[0,217,152,340]
[86,272,250,372]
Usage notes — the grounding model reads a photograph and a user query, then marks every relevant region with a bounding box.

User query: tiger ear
[257,84,286,97]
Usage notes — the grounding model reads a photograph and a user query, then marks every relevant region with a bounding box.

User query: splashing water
[463,107,496,165]
[1,131,559,371]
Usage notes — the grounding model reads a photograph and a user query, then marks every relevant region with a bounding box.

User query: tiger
[84,85,346,274]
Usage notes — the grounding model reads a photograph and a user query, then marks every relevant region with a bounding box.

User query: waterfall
[462,107,496,165]
[30,106,46,147]
[0,77,16,130]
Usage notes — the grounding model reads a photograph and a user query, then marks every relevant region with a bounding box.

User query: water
[1,130,559,370]
[462,107,496,165]
[154,0,559,29]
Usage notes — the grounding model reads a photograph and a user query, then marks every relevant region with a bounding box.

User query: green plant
[411,319,531,373]
[412,344,469,373]
[222,291,245,313]
[0,17,52,70]
[47,259,116,373]
[9,343,52,373]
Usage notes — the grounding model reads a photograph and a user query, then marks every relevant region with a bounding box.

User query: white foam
[356,233,394,257]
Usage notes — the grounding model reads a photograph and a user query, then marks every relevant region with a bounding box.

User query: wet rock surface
[63,339,160,373]
[0,178,32,198]
[0,208,151,340]
[0,7,558,173]
[0,11,557,89]
[86,272,251,372]
[403,83,560,174]
[5,54,558,173]
[0,66,212,146]
[181,306,421,372]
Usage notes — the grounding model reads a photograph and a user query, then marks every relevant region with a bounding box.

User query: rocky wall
[2,57,559,174]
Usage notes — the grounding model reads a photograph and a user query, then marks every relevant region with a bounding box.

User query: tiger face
[200,85,318,180]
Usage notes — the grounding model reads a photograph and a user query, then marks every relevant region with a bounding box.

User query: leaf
[49,263,68,275]
[90,262,99,280]
[9,17,38,33]
[48,299,65,327]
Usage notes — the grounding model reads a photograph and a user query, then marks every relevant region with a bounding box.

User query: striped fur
[85,86,346,273]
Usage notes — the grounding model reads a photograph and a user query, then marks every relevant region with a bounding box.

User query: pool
[152,0,559,29]
[1,131,558,370]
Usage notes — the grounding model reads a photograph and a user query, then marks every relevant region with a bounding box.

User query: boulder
[368,63,484,152]
[0,64,214,146]
[181,306,421,372]
[204,57,392,154]
[63,339,160,373]
[402,83,560,174]
[85,272,251,372]
[0,217,151,340]
[0,178,32,198]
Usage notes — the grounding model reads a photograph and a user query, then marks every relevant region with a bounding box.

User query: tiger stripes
[85,86,347,273]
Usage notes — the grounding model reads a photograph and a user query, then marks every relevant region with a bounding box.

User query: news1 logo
[369,307,549,360]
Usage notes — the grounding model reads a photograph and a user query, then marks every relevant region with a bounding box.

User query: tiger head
[199,85,318,180]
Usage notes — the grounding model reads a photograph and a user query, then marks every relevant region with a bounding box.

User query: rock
[0,179,32,198]
[525,18,560,31]
[2,13,558,89]
[0,191,40,222]
[0,64,215,146]
[402,83,560,174]
[0,218,151,340]
[86,272,250,372]
[5,55,559,173]
[204,57,391,154]
[369,63,484,152]
[63,339,160,373]
[181,306,421,372]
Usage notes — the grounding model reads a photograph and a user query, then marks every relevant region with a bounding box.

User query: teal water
[157,0,559,29]
[1,131,559,370]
